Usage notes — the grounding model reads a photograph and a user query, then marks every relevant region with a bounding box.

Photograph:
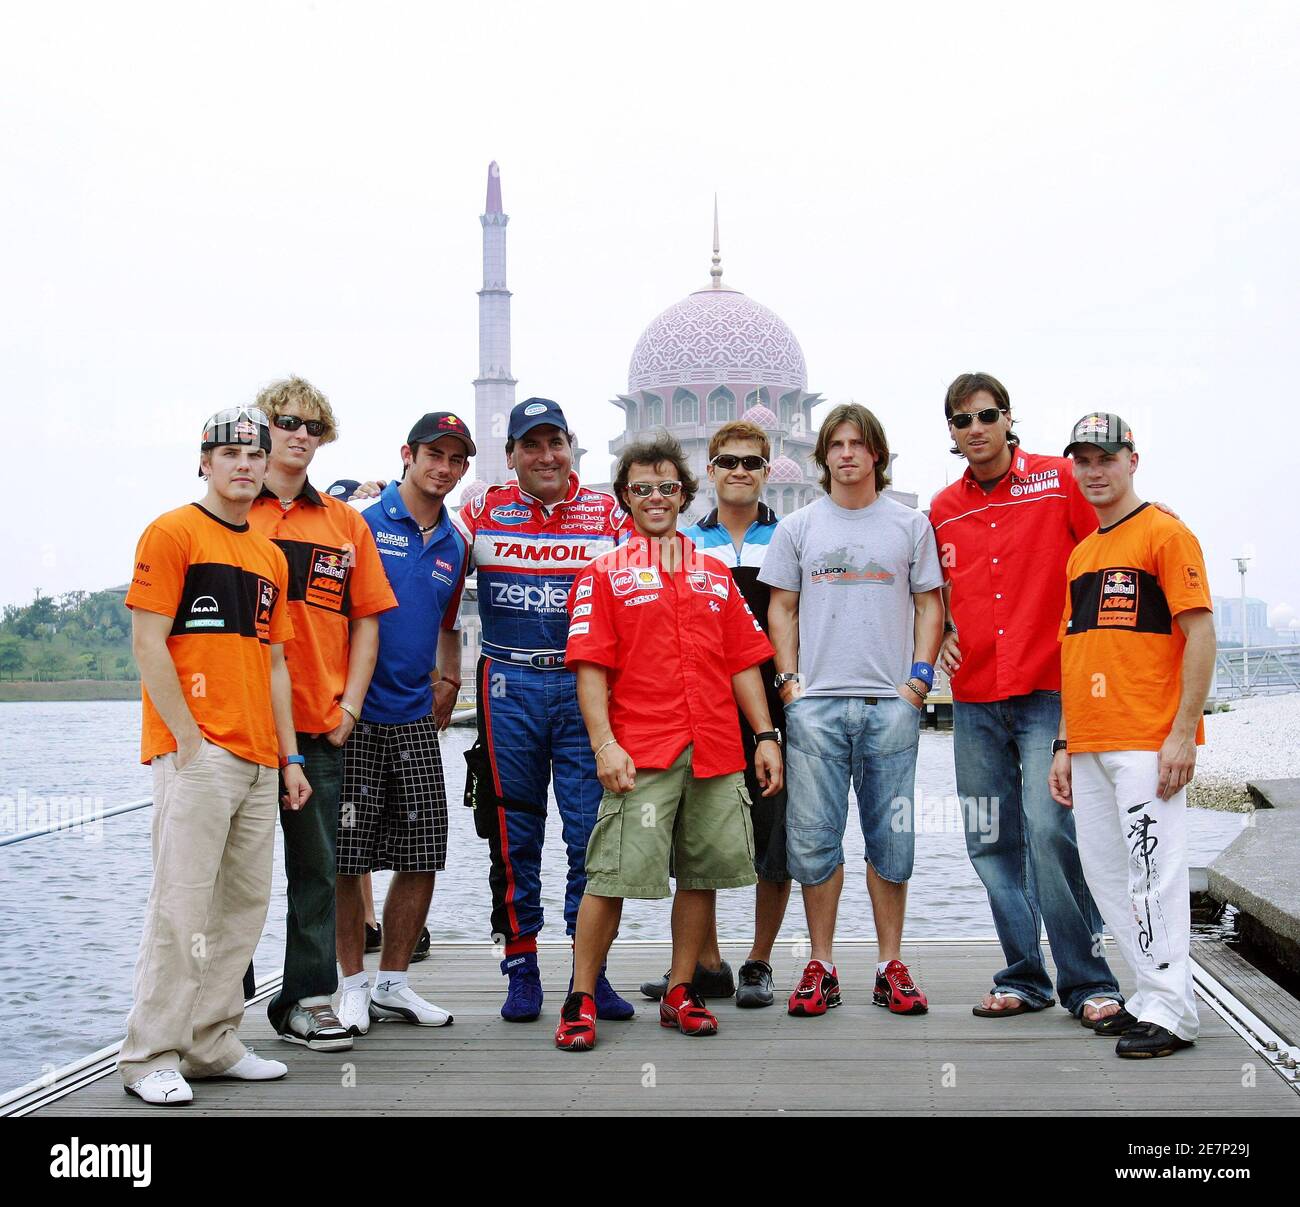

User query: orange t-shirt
[1060,503,1213,753]
[248,483,397,734]
[126,502,294,767]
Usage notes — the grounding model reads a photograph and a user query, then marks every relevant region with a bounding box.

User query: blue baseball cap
[326,479,361,500]
[508,397,569,441]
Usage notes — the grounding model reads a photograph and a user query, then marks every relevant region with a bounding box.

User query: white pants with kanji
[1070,750,1198,1041]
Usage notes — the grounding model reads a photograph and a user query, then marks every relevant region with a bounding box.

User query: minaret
[473,161,515,487]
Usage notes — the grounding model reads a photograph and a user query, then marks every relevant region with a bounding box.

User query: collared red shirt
[355,481,469,724]
[248,479,397,734]
[565,533,774,777]
[929,449,1097,703]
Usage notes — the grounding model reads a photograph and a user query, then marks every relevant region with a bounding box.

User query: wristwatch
[753,730,782,748]
[1051,739,1068,755]
[773,672,802,689]
[280,753,307,769]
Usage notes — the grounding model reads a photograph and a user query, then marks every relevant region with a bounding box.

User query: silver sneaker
[280,1000,354,1051]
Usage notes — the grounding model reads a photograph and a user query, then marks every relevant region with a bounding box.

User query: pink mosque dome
[628,287,808,395]
[740,403,777,428]
[768,455,803,484]
[459,479,490,506]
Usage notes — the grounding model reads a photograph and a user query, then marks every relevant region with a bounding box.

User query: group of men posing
[117,370,1215,1102]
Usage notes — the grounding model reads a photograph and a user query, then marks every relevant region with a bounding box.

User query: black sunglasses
[948,407,1006,430]
[710,454,768,471]
[273,415,329,437]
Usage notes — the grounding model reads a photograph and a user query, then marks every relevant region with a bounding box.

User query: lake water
[0,700,1249,1093]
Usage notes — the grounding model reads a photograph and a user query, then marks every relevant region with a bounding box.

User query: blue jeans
[953,691,1120,1013]
[785,695,920,886]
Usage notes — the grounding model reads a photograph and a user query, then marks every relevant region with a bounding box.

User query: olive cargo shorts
[583,745,758,899]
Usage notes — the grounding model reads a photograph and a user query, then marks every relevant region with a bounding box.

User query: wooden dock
[28,940,1300,1117]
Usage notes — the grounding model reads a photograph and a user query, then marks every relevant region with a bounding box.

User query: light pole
[1234,557,1250,694]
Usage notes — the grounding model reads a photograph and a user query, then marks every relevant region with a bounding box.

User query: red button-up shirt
[565,534,774,777]
[929,449,1098,703]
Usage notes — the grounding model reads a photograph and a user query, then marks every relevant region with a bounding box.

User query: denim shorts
[784,694,922,886]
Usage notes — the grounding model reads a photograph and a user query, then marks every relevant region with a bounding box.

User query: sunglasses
[273,414,329,437]
[627,481,683,498]
[949,407,1006,430]
[710,454,768,471]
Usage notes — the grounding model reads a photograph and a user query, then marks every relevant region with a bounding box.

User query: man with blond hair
[248,376,397,1051]
[763,404,944,1017]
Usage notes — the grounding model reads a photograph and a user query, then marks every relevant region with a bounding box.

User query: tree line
[0,589,138,681]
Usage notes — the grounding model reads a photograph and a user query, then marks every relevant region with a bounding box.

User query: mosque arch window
[642,393,664,428]
[744,387,771,413]
[782,487,795,514]
[707,386,735,424]
[672,388,698,426]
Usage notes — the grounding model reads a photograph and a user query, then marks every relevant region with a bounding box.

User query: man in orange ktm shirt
[119,406,310,1106]
[1050,412,1215,1060]
[248,377,397,1053]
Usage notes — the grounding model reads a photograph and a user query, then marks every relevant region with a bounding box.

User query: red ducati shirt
[565,534,774,777]
[929,449,1098,703]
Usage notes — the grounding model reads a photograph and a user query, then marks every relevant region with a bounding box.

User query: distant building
[1213,595,1276,647]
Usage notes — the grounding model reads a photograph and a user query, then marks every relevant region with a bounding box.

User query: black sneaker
[1090,1007,1140,1036]
[364,923,382,954]
[410,926,431,963]
[1115,1023,1194,1059]
[639,961,736,1001]
[736,960,775,1008]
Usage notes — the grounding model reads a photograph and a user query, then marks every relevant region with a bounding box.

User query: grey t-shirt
[758,493,944,696]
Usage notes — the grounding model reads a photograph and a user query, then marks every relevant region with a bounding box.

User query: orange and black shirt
[1060,503,1213,753]
[126,502,294,767]
[248,481,397,735]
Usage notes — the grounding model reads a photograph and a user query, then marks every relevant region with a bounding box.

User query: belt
[481,644,568,671]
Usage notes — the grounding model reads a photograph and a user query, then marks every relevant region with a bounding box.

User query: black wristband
[753,730,782,748]
[1051,739,1068,755]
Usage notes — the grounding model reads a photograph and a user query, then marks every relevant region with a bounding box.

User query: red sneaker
[660,983,719,1036]
[873,959,928,1014]
[787,960,842,1017]
[555,991,597,1051]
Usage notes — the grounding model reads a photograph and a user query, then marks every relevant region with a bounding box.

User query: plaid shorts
[337,714,449,874]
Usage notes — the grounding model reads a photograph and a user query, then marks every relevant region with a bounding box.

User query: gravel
[1190,692,1300,811]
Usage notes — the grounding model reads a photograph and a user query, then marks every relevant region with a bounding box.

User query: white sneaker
[338,983,371,1036]
[125,1068,193,1105]
[369,981,454,1027]
[212,1049,289,1080]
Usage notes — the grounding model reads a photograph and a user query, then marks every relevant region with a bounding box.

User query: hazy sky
[3,2,1298,628]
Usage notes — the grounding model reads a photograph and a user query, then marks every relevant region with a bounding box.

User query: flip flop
[1078,997,1124,1029]
[971,992,1039,1018]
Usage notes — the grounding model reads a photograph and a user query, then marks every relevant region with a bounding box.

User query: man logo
[190,596,220,613]
[185,595,225,629]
